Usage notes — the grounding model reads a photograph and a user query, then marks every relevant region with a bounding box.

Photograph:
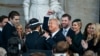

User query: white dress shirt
[51,29,60,37]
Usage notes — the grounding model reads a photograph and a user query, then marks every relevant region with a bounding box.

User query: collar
[0,27,2,31]
[52,29,60,37]
[8,21,14,26]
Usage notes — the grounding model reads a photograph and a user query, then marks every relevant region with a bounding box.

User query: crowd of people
[0,11,99,56]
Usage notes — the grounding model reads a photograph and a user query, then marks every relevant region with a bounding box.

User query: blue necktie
[63,29,67,37]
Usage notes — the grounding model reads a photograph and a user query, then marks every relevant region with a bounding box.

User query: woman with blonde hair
[81,23,95,50]
[67,19,84,55]
[82,23,100,53]
[93,23,100,52]
[15,24,25,40]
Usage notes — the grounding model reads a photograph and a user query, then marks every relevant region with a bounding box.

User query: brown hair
[53,41,69,53]
[30,52,46,56]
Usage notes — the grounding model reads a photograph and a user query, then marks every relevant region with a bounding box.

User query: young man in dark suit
[43,18,66,50]
[2,11,20,49]
[61,14,75,39]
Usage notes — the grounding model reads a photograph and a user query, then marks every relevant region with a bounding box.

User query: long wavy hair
[15,24,25,39]
[94,23,100,46]
[83,23,93,40]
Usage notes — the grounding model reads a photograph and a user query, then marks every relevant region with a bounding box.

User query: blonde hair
[94,23,100,46]
[72,19,82,29]
[16,24,24,39]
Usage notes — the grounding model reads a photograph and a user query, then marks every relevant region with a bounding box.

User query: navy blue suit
[42,16,50,33]
[60,28,75,38]
[0,31,3,47]
[25,31,40,49]
[2,23,16,49]
[45,30,66,50]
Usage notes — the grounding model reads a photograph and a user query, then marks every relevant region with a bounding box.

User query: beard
[61,24,69,28]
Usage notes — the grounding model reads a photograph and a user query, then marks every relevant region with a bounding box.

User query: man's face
[61,17,70,28]
[11,16,20,26]
[2,18,8,27]
[48,20,58,32]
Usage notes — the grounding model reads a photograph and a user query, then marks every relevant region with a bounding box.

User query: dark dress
[93,41,100,53]
[84,37,100,53]
[69,31,84,54]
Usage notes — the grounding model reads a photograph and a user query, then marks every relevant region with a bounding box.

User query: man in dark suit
[2,11,20,49]
[43,17,66,50]
[0,15,8,47]
[61,14,75,39]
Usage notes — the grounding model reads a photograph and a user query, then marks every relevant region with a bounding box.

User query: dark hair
[72,19,82,29]
[84,23,93,40]
[0,15,8,22]
[8,11,20,20]
[25,23,30,29]
[72,19,81,23]
[62,14,71,20]
[29,18,38,24]
[29,18,41,31]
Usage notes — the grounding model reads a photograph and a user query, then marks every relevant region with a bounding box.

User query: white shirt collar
[0,27,2,31]
[8,21,14,26]
[52,29,60,37]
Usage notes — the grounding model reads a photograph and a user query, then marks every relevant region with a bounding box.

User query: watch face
[54,53,66,56]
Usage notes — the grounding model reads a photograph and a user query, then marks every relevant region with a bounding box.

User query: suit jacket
[60,28,75,38]
[42,16,50,33]
[45,30,66,50]
[0,31,3,47]
[25,31,46,50]
[2,23,16,49]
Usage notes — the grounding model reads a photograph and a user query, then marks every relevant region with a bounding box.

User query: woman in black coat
[25,18,46,50]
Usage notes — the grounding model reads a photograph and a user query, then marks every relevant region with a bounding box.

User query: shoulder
[3,23,12,29]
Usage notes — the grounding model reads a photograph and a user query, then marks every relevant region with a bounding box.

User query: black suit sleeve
[2,25,13,49]
[42,16,50,33]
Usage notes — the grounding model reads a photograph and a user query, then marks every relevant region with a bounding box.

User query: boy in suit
[2,11,20,49]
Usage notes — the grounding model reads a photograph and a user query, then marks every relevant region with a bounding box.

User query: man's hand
[47,9,54,15]
[43,32,50,39]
